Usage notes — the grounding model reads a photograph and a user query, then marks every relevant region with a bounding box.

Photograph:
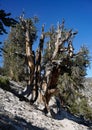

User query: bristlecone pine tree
[3,17,91,120]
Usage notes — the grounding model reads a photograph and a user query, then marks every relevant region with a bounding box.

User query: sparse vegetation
[0,76,10,90]
[68,96,92,120]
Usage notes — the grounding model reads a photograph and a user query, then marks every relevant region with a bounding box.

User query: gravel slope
[0,87,91,130]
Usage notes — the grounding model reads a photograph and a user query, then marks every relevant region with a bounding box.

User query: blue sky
[0,0,92,77]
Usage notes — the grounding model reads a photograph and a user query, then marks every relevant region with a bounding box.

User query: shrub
[68,96,92,120]
[0,76,10,90]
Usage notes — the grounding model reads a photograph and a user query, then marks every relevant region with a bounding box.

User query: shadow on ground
[0,81,92,130]
[50,108,92,129]
[0,112,46,130]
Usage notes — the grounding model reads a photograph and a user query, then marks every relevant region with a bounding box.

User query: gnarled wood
[18,19,78,114]
[25,28,35,85]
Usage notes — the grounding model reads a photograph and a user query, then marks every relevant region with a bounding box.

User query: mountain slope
[0,84,92,130]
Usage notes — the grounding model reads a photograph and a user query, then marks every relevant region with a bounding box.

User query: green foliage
[57,46,90,96]
[0,9,18,35]
[69,96,92,120]
[0,67,4,75]
[0,76,10,90]
[56,46,91,120]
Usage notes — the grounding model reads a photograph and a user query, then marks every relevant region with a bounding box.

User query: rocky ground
[0,80,92,130]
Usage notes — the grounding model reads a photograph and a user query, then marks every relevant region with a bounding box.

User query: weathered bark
[40,22,78,113]
[25,28,35,86]
[31,25,45,103]
[19,19,35,98]
[18,19,78,113]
